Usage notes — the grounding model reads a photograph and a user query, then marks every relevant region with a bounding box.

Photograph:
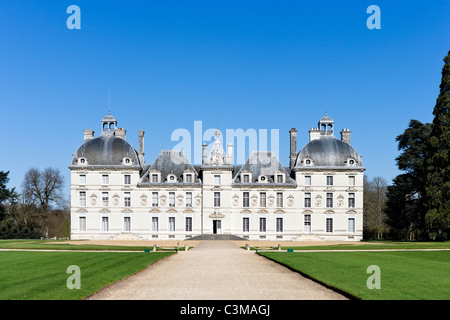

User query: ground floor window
[276,218,283,232]
[259,217,266,233]
[326,218,333,233]
[124,217,131,231]
[169,217,175,232]
[348,217,355,233]
[243,217,249,232]
[102,217,109,231]
[152,217,159,231]
[185,217,192,232]
[79,217,86,231]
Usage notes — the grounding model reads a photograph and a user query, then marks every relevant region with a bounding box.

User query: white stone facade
[70,114,365,241]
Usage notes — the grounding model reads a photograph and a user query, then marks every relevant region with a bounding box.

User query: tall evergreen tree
[0,171,13,222]
[425,51,450,240]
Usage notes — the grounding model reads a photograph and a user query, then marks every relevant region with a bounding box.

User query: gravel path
[86,240,346,300]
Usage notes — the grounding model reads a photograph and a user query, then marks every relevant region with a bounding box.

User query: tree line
[365,51,450,241]
[0,168,69,239]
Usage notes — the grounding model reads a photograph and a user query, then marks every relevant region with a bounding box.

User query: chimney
[115,128,126,140]
[309,128,320,142]
[84,129,94,142]
[227,143,233,165]
[289,128,297,169]
[138,130,145,164]
[340,128,351,144]
[202,143,207,165]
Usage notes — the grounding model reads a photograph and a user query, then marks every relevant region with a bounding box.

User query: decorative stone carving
[112,193,120,206]
[315,194,322,207]
[140,194,147,206]
[268,194,275,207]
[287,194,294,207]
[160,194,167,206]
[251,194,258,207]
[209,209,225,219]
[337,194,344,207]
[195,194,202,206]
[232,194,239,206]
[177,194,184,207]
[90,193,97,206]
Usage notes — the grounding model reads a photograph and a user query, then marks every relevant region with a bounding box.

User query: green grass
[249,241,450,251]
[0,239,188,251]
[258,251,450,300]
[0,251,173,300]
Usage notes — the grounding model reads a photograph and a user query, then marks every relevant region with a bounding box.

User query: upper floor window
[348,193,355,208]
[326,176,333,186]
[124,175,131,185]
[243,174,250,183]
[79,191,86,207]
[102,192,109,206]
[151,174,158,183]
[243,192,249,207]
[169,192,175,207]
[102,175,109,185]
[276,192,283,207]
[326,193,333,208]
[152,192,158,207]
[214,192,221,207]
[276,175,283,183]
[214,175,221,185]
[185,174,192,183]
[124,192,131,207]
[304,193,311,208]
[79,174,86,185]
[186,192,192,207]
[305,176,311,186]
[349,176,355,186]
[260,192,266,207]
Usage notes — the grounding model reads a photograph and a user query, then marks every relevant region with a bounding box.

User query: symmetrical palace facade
[69,113,365,241]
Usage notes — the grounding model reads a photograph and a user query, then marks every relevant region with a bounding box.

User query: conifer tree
[425,51,450,240]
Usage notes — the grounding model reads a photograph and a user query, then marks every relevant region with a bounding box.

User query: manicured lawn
[0,239,187,251]
[259,251,450,300]
[0,251,173,300]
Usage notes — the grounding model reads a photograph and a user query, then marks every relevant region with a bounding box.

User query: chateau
[69,114,365,241]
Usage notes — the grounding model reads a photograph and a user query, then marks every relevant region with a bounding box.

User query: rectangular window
[124,192,131,207]
[186,192,192,207]
[276,175,283,183]
[152,174,158,183]
[152,192,158,207]
[79,191,86,207]
[305,176,311,186]
[326,193,333,208]
[79,174,86,185]
[102,175,109,185]
[243,174,249,183]
[326,218,333,233]
[276,192,283,207]
[169,192,175,207]
[185,174,192,183]
[349,176,355,186]
[169,217,175,232]
[102,217,109,231]
[243,217,249,232]
[304,193,311,208]
[259,218,266,233]
[185,217,192,232]
[152,217,159,232]
[348,218,355,233]
[102,192,109,207]
[214,192,221,207]
[79,217,86,231]
[304,215,311,233]
[326,176,333,186]
[348,193,355,208]
[124,217,131,231]
[243,192,249,207]
[260,192,266,207]
[276,218,283,232]
[214,175,221,185]
[124,174,131,185]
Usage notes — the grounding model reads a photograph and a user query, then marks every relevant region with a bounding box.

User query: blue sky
[0,0,449,198]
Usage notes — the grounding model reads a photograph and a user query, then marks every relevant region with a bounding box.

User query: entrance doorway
[213,220,222,234]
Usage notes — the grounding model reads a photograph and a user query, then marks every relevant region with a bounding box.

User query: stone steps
[189,234,246,241]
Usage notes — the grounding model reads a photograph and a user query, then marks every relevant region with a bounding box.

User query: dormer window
[304,158,313,166]
[78,157,87,165]
[240,172,252,184]
[185,174,192,183]
[167,174,177,182]
[346,157,357,166]
[258,175,268,183]
[123,157,132,166]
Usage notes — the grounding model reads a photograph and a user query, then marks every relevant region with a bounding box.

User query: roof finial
[108,87,111,115]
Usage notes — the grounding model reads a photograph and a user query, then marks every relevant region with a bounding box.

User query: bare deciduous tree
[22,167,64,212]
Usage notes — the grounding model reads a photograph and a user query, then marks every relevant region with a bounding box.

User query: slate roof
[295,136,364,169]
